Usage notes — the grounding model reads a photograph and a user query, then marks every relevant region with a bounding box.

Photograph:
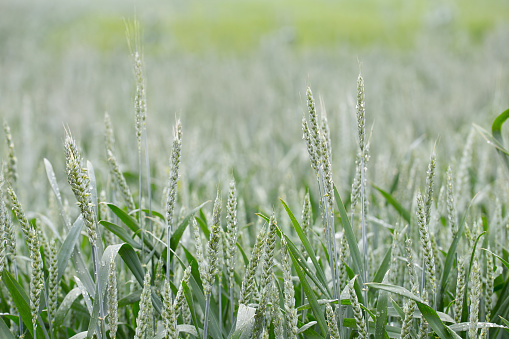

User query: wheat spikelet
[107,150,135,211]
[107,254,118,339]
[270,277,284,339]
[134,270,153,339]
[3,121,18,187]
[446,166,458,237]
[163,280,178,339]
[7,186,32,243]
[469,259,481,339]
[174,265,191,319]
[281,237,298,338]
[416,192,436,293]
[239,225,266,305]
[48,239,58,332]
[225,179,238,291]
[401,239,418,339]
[326,303,340,339]
[28,227,44,336]
[64,134,97,245]
[348,277,368,339]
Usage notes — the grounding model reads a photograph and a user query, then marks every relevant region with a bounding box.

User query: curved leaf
[170,200,210,252]
[461,231,486,322]
[437,194,474,311]
[100,221,141,249]
[280,199,329,295]
[375,287,389,339]
[491,108,509,145]
[2,270,49,339]
[366,283,460,339]
[54,287,81,328]
[372,185,411,223]
[182,281,201,338]
[334,185,364,285]
[287,239,328,335]
[69,332,88,339]
[0,316,16,339]
[57,215,84,282]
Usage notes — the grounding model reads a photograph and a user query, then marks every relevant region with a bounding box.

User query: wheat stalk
[281,237,298,339]
[225,179,238,323]
[326,303,340,339]
[239,225,267,305]
[107,254,118,339]
[3,121,18,187]
[134,270,153,339]
[166,120,182,285]
[64,133,105,339]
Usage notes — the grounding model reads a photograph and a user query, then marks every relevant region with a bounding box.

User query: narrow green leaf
[297,321,317,334]
[44,158,71,229]
[491,108,509,145]
[375,288,389,339]
[287,240,328,335]
[57,215,84,282]
[87,284,100,339]
[2,270,49,339]
[182,245,203,289]
[490,277,509,339]
[188,273,222,339]
[437,194,474,311]
[372,185,411,223]
[170,201,210,252]
[107,203,139,232]
[69,332,88,339]
[118,290,142,308]
[141,209,164,220]
[54,287,81,328]
[390,299,405,319]
[236,242,249,266]
[100,221,141,249]
[182,281,201,338]
[280,199,329,295]
[75,277,93,315]
[334,185,364,285]
[283,233,330,297]
[0,316,16,339]
[118,243,144,286]
[87,160,98,227]
[195,216,210,239]
[448,322,509,332]
[461,231,486,322]
[482,248,509,270]
[369,246,392,301]
[474,124,509,156]
[500,317,509,332]
[344,319,402,338]
[367,283,460,339]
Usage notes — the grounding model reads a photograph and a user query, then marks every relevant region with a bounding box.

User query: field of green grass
[1,0,509,338]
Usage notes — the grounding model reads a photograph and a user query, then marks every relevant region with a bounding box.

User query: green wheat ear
[348,276,368,339]
[107,254,118,339]
[326,303,340,339]
[281,237,298,339]
[164,280,178,339]
[134,270,153,339]
[3,120,18,187]
[239,224,267,305]
[28,227,44,337]
[48,239,59,333]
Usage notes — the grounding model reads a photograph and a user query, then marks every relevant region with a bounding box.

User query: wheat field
[1,1,509,339]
